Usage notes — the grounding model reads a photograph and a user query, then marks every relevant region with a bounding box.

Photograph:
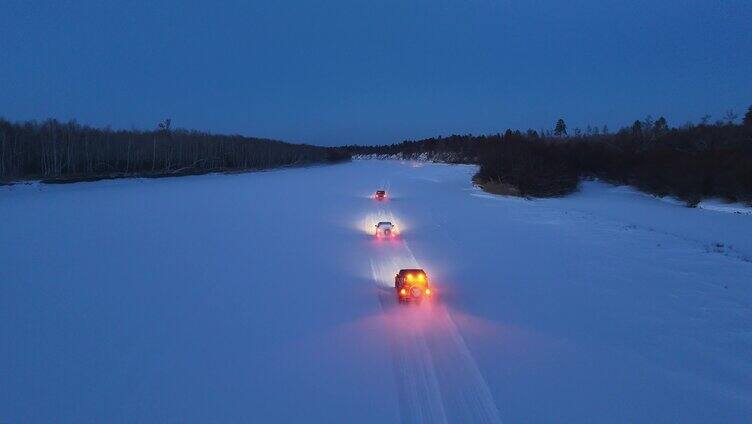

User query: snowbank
[353,151,474,163]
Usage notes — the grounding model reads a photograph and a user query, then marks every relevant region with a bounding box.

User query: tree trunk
[152,136,157,172]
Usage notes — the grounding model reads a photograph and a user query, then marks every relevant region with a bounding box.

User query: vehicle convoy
[375,221,397,238]
[375,190,386,200]
[395,269,432,303]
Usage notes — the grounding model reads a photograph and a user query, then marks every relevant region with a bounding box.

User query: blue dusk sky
[2,0,751,145]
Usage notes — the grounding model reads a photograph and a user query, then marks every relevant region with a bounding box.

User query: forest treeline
[345,106,752,204]
[0,118,350,183]
[4,109,751,205]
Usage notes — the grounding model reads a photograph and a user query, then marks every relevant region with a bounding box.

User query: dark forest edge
[0,118,350,185]
[344,106,752,206]
[4,108,751,207]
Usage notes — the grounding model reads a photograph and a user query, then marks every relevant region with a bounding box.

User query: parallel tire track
[368,238,501,423]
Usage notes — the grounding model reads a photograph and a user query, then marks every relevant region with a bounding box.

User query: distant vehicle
[395,269,432,303]
[375,190,386,200]
[375,221,397,238]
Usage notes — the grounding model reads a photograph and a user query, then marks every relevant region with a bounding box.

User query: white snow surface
[1,160,751,422]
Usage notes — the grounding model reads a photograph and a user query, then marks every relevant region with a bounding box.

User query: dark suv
[395,269,432,303]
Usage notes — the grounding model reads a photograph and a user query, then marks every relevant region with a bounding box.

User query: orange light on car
[407,274,413,281]
[400,288,407,296]
[417,274,425,282]
[425,288,431,295]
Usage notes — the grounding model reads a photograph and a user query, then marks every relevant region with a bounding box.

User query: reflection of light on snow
[359,192,393,200]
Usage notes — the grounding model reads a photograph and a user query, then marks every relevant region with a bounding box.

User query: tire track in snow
[371,256,449,424]
[368,239,502,423]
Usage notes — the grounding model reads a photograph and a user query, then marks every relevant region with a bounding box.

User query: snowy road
[2,160,751,422]
[368,229,501,424]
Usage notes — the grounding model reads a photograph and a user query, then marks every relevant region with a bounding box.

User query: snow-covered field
[2,160,750,422]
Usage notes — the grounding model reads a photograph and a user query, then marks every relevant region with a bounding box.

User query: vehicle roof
[397,269,426,275]
[376,190,386,193]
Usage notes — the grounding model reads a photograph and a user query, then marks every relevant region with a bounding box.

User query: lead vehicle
[395,269,432,303]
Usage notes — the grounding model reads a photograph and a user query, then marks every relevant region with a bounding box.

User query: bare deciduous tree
[0,118,348,182]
